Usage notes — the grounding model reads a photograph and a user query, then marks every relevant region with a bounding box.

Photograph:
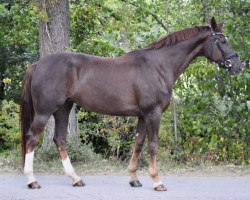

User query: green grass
[1,147,250,177]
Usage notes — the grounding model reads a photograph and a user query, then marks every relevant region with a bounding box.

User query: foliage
[160,66,249,165]
[35,136,102,164]
[0,0,39,104]
[0,100,20,150]
[77,108,137,160]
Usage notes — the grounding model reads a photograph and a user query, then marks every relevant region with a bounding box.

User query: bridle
[210,27,239,71]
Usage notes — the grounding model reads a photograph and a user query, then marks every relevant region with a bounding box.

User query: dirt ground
[0,173,250,200]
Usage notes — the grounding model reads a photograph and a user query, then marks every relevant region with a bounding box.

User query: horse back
[31,52,141,116]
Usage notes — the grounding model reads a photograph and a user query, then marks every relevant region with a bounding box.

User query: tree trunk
[38,0,79,149]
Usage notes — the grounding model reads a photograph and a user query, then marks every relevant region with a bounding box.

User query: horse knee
[148,143,158,155]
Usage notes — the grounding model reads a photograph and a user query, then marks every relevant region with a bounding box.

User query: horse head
[204,17,243,75]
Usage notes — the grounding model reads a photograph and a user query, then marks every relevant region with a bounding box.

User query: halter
[210,27,239,71]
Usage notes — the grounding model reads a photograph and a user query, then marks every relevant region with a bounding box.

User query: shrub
[0,100,20,150]
[36,136,102,164]
[78,108,137,161]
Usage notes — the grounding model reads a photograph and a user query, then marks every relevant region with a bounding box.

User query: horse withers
[20,17,243,190]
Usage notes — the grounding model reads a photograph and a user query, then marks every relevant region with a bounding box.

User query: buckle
[225,60,232,69]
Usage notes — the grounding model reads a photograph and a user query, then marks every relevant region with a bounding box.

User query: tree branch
[120,0,168,32]
[10,0,30,18]
[201,0,211,24]
[164,0,170,34]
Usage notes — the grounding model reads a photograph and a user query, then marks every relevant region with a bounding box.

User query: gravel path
[0,174,250,200]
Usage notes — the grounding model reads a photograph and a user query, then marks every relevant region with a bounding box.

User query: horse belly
[76,94,139,116]
[72,81,139,116]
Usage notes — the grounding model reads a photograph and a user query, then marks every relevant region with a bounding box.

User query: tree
[36,0,79,149]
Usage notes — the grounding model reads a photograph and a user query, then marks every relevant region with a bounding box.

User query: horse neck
[154,31,209,83]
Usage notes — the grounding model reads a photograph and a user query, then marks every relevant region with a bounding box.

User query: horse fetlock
[71,173,82,184]
[61,156,81,183]
[128,165,137,173]
[64,168,75,177]
[153,181,163,188]
[24,165,36,184]
[24,166,32,176]
[149,170,158,179]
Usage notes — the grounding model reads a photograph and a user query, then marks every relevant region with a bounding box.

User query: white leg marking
[23,151,36,184]
[62,156,81,184]
[153,181,163,188]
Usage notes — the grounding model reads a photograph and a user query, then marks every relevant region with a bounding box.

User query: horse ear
[218,19,225,29]
[210,17,217,29]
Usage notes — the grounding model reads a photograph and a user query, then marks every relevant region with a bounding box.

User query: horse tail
[20,63,36,168]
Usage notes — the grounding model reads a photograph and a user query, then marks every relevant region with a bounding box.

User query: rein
[210,27,239,72]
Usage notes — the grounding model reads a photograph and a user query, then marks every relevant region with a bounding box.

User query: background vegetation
[0,0,249,169]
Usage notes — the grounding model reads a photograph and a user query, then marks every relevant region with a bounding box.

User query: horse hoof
[28,181,41,189]
[154,184,167,191]
[129,180,142,187]
[73,180,85,187]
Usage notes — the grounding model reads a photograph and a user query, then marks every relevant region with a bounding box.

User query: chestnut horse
[21,17,243,190]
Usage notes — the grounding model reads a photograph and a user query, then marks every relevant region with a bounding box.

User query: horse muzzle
[219,52,244,75]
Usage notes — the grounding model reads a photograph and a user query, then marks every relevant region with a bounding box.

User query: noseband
[210,27,239,71]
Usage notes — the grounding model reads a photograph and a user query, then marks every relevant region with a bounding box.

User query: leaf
[247,101,250,111]
[211,135,218,143]
[207,127,213,133]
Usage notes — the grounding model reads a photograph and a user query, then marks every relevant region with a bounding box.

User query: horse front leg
[128,117,146,187]
[147,108,167,191]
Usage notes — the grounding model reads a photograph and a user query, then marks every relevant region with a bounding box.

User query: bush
[36,136,102,164]
[0,100,20,150]
[78,108,137,161]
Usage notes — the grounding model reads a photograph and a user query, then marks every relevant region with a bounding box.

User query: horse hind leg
[53,102,85,187]
[24,114,50,189]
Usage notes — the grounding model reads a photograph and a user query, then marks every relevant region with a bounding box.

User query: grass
[1,146,250,177]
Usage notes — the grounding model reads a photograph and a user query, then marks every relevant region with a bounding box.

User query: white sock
[24,151,36,184]
[153,181,163,188]
[62,156,81,184]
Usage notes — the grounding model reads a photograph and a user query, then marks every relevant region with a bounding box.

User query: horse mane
[145,25,211,50]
